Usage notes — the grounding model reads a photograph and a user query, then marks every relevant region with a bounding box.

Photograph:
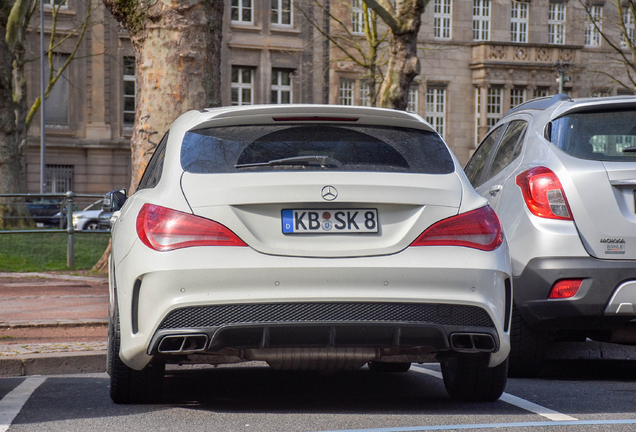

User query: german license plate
[282,209,379,234]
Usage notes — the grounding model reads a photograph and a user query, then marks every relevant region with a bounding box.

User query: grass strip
[0,232,111,271]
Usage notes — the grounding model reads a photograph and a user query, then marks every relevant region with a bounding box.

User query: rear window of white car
[550,110,636,161]
[180,124,454,174]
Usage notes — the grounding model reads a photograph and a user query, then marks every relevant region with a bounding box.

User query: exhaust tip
[158,334,208,353]
[450,333,496,353]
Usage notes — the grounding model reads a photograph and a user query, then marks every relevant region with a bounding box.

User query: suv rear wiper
[235,155,342,169]
[622,146,636,153]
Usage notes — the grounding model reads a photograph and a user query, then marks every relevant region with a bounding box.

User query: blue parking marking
[308,419,636,432]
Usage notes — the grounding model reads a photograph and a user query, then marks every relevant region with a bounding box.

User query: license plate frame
[282,209,379,234]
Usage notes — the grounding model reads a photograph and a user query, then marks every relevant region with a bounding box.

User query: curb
[0,272,108,283]
[0,320,108,328]
[547,341,636,361]
[0,351,106,377]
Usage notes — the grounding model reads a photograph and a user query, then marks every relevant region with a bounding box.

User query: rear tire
[109,302,164,404]
[441,354,508,402]
[368,361,411,373]
[509,303,548,378]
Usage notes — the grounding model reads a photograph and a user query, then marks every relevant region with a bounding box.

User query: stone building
[24,0,326,196]
[329,0,634,164]
[22,0,632,196]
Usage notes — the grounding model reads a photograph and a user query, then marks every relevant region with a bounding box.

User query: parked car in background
[50,200,111,230]
[26,197,63,226]
[464,95,636,377]
[105,104,512,404]
[72,200,111,231]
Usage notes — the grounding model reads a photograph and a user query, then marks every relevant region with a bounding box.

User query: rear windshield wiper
[622,146,636,153]
[235,155,342,169]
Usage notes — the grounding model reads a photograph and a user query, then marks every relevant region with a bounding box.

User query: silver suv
[465,95,636,377]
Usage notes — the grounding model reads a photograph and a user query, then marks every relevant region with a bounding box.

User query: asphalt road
[2,360,636,432]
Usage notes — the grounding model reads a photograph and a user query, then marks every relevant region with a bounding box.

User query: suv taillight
[515,167,573,221]
[548,279,583,299]
[410,206,503,251]
[136,204,247,251]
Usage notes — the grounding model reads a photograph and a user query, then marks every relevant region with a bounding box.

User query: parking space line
[410,366,578,421]
[0,377,46,432]
[499,393,577,421]
[310,419,636,432]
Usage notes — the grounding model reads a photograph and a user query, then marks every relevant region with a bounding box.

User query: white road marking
[0,377,46,432]
[410,366,578,421]
[498,393,577,421]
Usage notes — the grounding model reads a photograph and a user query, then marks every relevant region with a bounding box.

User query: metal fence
[0,192,109,267]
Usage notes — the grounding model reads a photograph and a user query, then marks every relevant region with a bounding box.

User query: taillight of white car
[515,166,573,221]
[410,205,504,251]
[136,204,247,251]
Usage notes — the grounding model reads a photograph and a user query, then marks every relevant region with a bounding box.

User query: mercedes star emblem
[321,185,338,201]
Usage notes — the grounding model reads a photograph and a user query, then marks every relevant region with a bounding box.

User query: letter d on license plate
[282,209,379,234]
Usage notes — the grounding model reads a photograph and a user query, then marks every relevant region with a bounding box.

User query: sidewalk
[0,272,109,377]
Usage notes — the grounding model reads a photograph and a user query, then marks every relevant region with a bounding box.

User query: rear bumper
[148,302,501,356]
[114,242,512,370]
[514,256,636,329]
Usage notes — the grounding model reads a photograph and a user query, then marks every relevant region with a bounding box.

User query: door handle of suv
[489,185,503,196]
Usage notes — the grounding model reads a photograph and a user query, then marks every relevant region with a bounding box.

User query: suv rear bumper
[514,256,636,329]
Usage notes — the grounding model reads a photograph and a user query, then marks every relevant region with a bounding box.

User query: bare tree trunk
[103,0,223,191]
[0,0,31,228]
[364,0,428,110]
[11,2,30,197]
[93,240,111,273]
[377,28,420,110]
[94,0,223,272]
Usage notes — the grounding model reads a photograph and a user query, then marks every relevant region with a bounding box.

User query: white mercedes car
[104,105,512,404]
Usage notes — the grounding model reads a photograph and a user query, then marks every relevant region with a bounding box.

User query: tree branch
[362,0,398,32]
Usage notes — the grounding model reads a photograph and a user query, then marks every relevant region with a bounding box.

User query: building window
[434,0,453,39]
[360,82,370,106]
[510,1,528,43]
[475,87,481,145]
[45,165,73,194]
[271,69,292,104]
[548,3,566,45]
[473,0,490,41]
[123,56,136,126]
[339,79,354,105]
[407,87,419,114]
[426,87,445,138]
[44,53,69,124]
[351,0,365,34]
[231,0,252,23]
[622,8,634,48]
[585,5,603,47]
[231,67,254,106]
[510,88,525,109]
[43,0,67,8]
[591,90,609,98]
[271,0,292,26]
[534,88,549,98]
[487,87,502,128]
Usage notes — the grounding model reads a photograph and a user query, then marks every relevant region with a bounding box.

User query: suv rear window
[180,124,454,174]
[550,110,636,161]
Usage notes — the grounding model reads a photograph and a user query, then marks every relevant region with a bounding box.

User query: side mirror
[103,188,127,212]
